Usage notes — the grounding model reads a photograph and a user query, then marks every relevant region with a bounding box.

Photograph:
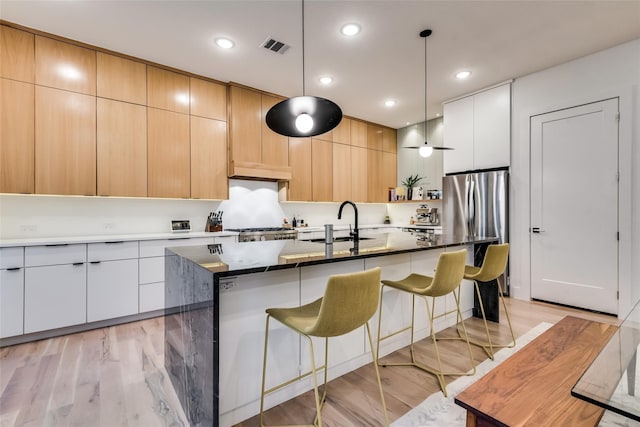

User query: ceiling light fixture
[215,37,234,49]
[341,23,360,36]
[456,70,471,79]
[385,99,396,107]
[319,76,333,85]
[266,0,342,137]
[406,29,453,158]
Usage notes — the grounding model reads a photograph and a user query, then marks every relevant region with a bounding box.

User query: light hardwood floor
[0,299,618,427]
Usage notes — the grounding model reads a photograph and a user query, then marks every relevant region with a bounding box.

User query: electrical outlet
[103,223,115,230]
[20,225,37,232]
[220,281,236,292]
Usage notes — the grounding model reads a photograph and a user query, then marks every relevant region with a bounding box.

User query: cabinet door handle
[90,261,101,264]
[531,227,546,233]
[105,241,124,244]
[45,243,69,247]
[6,267,21,271]
[72,262,85,266]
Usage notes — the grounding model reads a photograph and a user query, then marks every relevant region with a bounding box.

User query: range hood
[228,160,292,182]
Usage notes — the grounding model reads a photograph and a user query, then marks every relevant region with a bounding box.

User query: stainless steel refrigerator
[443,168,509,295]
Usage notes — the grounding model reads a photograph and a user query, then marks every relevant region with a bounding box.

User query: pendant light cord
[301,0,306,96]
[424,31,427,143]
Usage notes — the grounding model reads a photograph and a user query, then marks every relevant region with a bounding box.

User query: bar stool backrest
[426,249,468,297]
[473,244,510,282]
[307,267,382,338]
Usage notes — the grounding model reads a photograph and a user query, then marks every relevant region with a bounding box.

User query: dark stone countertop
[165,232,498,278]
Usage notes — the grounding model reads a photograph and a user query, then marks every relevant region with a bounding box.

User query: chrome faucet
[337,200,359,242]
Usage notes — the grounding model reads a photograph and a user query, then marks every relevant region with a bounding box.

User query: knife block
[205,221,223,232]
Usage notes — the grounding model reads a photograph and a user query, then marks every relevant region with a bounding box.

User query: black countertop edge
[166,234,499,279]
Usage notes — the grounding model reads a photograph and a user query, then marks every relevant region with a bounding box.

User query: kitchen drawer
[139,237,213,258]
[0,247,24,269]
[139,282,164,313]
[25,244,86,267]
[88,241,138,262]
[139,256,164,284]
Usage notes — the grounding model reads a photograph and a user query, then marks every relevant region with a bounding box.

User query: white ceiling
[2,1,639,129]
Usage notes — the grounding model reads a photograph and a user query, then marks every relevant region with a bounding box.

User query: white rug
[391,322,638,427]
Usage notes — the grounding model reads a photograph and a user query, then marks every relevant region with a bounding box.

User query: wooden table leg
[466,411,478,427]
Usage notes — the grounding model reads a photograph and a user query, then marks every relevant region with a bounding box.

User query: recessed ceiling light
[319,76,333,85]
[384,99,396,107]
[215,38,235,49]
[455,70,471,79]
[341,23,361,37]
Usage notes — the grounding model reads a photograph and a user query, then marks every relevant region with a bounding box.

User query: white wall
[510,38,640,317]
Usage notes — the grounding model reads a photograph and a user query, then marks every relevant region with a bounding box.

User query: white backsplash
[0,182,434,240]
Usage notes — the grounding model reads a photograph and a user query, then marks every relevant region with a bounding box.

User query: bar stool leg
[260,315,272,427]
[365,322,390,426]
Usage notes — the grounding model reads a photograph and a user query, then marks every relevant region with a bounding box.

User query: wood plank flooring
[0,299,617,427]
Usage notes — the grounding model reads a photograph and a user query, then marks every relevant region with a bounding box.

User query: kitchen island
[164,232,497,426]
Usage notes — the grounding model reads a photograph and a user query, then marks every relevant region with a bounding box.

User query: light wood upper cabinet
[351,146,368,202]
[314,129,333,142]
[190,77,226,121]
[382,128,397,153]
[96,52,146,105]
[350,120,367,148]
[367,124,383,151]
[147,66,189,114]
[367,149,383,203]
[1,26,34,83]
[35,86,96,195]
[288,137,312,201]
[332,118,350,145]
[312,139,332,202]
[191,116,228,200]
[97,98,147,197]
[35,36,96,95]
[332,143,351,202]
[147,108,190,198]
[1,78,34,193]
[261,94,288,167]
[229,85,261,164]
[382,152,397,200]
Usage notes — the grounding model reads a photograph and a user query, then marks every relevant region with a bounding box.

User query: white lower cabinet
[219,269,300,425]
[24,262,87,333]
[1,268,24,338]
[88,259,138,322]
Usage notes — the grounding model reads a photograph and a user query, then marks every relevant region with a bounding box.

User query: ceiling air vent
[261,37,290,54]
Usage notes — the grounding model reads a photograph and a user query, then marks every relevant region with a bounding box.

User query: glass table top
[572,300,640,421]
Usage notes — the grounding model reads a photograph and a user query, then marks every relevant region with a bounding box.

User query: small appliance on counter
[415,204,439,226]
[226,227,298,242]
[171,219,191,233]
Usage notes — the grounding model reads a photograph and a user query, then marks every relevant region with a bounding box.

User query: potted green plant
[401,174,424,200]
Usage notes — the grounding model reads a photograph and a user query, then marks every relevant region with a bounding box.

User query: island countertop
[165,232,498,278]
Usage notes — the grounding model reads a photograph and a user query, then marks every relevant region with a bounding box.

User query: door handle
[531,227,546,233]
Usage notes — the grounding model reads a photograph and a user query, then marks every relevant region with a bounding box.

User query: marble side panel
[165,250,216,426]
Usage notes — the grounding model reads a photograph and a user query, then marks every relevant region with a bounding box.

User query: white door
[531,98,619,314]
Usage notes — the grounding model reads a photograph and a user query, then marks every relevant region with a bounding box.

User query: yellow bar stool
[259,267,389,427]
[459,243,513,360]
[375,249,475,397]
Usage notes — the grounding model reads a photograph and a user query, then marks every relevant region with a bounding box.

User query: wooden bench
[454,316,617,426]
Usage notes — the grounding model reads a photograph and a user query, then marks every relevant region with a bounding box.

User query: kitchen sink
[304,236,375,243]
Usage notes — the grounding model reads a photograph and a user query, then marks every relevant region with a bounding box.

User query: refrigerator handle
[468,178,475,236]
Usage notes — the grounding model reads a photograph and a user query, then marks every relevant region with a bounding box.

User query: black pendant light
[407,29,453,157]
[266,0,342,137]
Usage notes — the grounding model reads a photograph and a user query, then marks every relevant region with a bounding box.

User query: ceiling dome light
[341,23,361,36]
[455,70,471,79]
[215,38,235,49]
[319,76,333,85]
[384,99,396,107]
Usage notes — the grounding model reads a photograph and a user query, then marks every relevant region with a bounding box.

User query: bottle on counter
[409,216,416,225]
[292,217,297,227]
